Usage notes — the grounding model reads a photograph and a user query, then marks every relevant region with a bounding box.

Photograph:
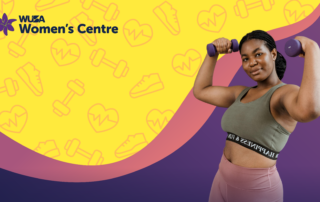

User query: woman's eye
[256,53,262,57]
[243,58,248,62]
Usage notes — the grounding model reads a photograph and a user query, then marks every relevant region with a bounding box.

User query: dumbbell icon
[0,78,19,97]
[65,138,104,165]
[284,39,303,57]
[207,39,239,57]
[234,0,275,18]
[80,0,119,21]
[90,48,129,78]
[53,79,85,117]
[8,24,37,58]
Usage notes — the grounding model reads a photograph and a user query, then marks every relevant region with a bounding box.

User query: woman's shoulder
[275,83,300,101]
[280,83,300,92]
[231,85,249,98]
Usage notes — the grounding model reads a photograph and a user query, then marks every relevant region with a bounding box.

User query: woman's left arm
[281,36,320,122]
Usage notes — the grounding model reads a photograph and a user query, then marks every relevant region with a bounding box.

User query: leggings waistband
[219,152,281,190]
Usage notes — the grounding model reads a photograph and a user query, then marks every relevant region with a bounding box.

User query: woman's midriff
[223,140,277,168]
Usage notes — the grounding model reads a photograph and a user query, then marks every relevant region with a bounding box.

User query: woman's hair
[239,30,286,80]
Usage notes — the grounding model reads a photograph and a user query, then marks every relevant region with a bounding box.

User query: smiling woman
[239,31,287,81]
[193,29,320,202]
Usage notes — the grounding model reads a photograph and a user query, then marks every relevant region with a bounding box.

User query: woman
[193,30,320,202]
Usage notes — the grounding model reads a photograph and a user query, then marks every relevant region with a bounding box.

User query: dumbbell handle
[93,1,107,11]
[247,1,263,10]
[101,58,117,69]
[62,91,75,105]
[0,86,6,93]
[17,33,29,46]
[14,24,38,46]
[207,39,239,57]
[76,148,92,159]
[284,39,303,57]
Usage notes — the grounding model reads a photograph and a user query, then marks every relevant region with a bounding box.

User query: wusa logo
[0,13,16,36]
[0,13,118,35]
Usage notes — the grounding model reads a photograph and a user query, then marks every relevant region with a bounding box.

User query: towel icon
[146,109,174,134]
[123,19,153,47]
[129,73,164,98]
[153,1,180,35]
[34,140,60,158]
[284,0,314,24]
[197,5,226,33]
[87,103,119,133]
[115,133,148,158]
[0,105,28,133]
[172,49,202,77]
[35,0,70,11]
[51,38,80,66]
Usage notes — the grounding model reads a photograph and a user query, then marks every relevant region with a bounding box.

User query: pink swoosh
[0,3,319,182]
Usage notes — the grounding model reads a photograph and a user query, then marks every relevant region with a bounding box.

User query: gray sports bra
[221,82,291,160]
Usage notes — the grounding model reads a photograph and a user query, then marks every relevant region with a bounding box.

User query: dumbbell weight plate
[4,78,19,96]
[235,0,248,18]
[65,139,80,157]
[231,39,239,52]
[67,80,85,96]
[80,0,95,10]
[114,60,128,78]
[53,100,70,116]
[8,42,26,57]
[90,49,106,67]
[207,43,217,57]
[104,3,119,21]
[207,39,239,57]
[89,150,103,165]
[285,39,302,57]
[261,0,274,11]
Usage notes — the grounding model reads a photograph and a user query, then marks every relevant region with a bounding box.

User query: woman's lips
[251,68,261,75]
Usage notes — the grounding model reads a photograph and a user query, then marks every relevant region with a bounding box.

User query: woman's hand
[211,37,232,54]
[294,36,318,58]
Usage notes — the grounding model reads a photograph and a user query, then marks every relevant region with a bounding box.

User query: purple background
[1,14,320,202]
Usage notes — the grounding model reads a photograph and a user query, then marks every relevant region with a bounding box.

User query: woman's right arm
[193,38,245,108]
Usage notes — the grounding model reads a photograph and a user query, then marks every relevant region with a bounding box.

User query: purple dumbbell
[284,39,303,57]
[207,39,239,57]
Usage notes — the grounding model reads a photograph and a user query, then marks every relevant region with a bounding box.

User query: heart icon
[51,39,81,66]
[283,0,314,24]
[123,19,153,47]
[0,105,28,133]
[146,109,174,134]
[172,49,202,77]
[87,103,119,133]
[197,5,227,33]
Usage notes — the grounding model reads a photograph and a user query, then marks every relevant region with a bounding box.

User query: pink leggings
[209,152,283,202]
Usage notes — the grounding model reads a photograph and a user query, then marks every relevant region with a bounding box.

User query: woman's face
[240,39,277,81]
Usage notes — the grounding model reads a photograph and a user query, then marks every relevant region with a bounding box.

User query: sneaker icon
[35,0,70,11]
[153,1,180,35]
[115,133,148,158]
[16,62,43,96]
[129,73,164,98]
